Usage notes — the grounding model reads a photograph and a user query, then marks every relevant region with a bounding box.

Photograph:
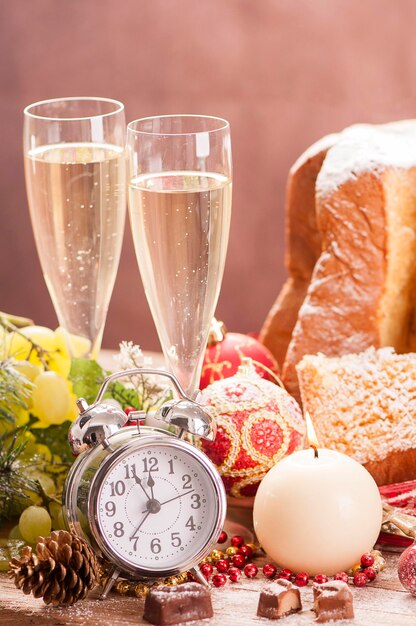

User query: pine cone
[9,530,99,606]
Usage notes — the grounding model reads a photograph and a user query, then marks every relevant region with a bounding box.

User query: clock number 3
[190,493,201,509]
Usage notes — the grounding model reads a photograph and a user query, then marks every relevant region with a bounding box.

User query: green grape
[0,540,25,571]
[13,360,41,382]
[19,506,52,543]
[49,501,66,530]
[9,525,24,540]
[27,469,56,496]
[31,371,71,425]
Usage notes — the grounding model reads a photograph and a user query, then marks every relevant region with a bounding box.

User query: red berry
[334,572,349,583]
[231,535,244,548]
[238,545,253,559]
[263,563,277,579]
[295,572,309,587]
[216,559,230,573]
[363,566,377,581]
[212,573,227,587]
[360,553,375,568]
[277,568,292,580]
[124,406,137,415]
[200,563,213,578]
[228,567,241,582]
[244,563,258,579]
[314,574,329,584]
[353,572,368,587]
[217,531,228,544]
[231,554,246,569]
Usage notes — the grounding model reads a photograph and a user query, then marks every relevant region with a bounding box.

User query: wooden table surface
[1,550,415,626]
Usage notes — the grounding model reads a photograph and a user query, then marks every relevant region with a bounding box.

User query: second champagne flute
[127,115,232,396]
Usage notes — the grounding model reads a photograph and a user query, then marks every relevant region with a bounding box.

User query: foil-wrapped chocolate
[143,583,213,625]
[313,580,354,623]
[257,579,302,620]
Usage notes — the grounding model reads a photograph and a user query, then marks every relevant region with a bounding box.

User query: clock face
[92,439,221,573]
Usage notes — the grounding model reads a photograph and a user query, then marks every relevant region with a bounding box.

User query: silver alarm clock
[63,368,226,598]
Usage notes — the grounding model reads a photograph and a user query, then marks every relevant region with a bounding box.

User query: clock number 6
[151,538,161,554]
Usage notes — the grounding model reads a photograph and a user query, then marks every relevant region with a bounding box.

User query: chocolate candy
[313,580,354,623]
[257,579,302,620]
[143,582,213,625]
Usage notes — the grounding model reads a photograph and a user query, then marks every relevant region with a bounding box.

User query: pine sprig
[0,430,42,522]
[0,358,33,424]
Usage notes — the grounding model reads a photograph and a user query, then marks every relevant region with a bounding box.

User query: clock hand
[133,471,151,501]
[141,489,195,513]
[130,511,151,540]
[147,470,155,500]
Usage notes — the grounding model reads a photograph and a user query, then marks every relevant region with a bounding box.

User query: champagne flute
[23,97,126,359]
[127,115,232,397]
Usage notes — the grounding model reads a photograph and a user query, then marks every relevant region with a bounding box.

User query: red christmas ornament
[398,542,416,595]
[278,569,293,580]
[244,563,258,578]
[200,563,213,578]
[263,563,277,579]
[212,573,227,588]
[363,567,377,581]
[230,535,244,548]
[217,531,228,544]
[294,572,309,587]
[200,318,279,389]
[360,553,374,568]
[353,572,368,587]
[313,574,329,584]
[238,545,253,559]
[334,572,349,583]
[231,554,246,569]
[199,361,305,497]
[228,567,242,582]
[216,559,230,573]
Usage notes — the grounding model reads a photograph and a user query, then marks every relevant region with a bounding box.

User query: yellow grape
[12,360,41,382]
[19,506,51,544]
[9,525,24,541]
[54,327,91,359]
[27,468,56,496]
[8,325,71,378]
[31,371,72,425]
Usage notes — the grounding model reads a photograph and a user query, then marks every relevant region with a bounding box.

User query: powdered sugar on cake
[297,347,416,464]
[317,121,416,198]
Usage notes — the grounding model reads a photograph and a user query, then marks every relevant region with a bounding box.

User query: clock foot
[189,565,209,587]
[99,566,121,599]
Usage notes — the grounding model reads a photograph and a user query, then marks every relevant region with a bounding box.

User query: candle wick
[311,445,319,459]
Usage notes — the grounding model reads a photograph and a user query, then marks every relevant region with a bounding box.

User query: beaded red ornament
[230,535,244,548]
[363,567,377,581]
[199,361,305,497]
[278,568,293,580]
[334,572,349,583]
[231,554,246,569]
[360,553,375,568]
[238,545,253,559]
[200,563,213,578]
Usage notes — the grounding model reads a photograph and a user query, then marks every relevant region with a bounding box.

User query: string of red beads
[199,532,385,589]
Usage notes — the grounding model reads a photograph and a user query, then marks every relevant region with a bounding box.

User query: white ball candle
[253,448,382,575]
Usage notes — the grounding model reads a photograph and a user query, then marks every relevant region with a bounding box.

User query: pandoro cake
[262,121,416,402]
[259,133,337,367]
[297,347,416,486]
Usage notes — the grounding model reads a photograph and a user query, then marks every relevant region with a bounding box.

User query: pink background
[1,0,416,351]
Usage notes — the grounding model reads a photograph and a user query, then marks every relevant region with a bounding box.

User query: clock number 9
[105,501,116,517]
[150,538,161,554]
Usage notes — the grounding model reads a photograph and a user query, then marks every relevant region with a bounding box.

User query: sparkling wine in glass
[23,97,126,359]
[127,115,232,396]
